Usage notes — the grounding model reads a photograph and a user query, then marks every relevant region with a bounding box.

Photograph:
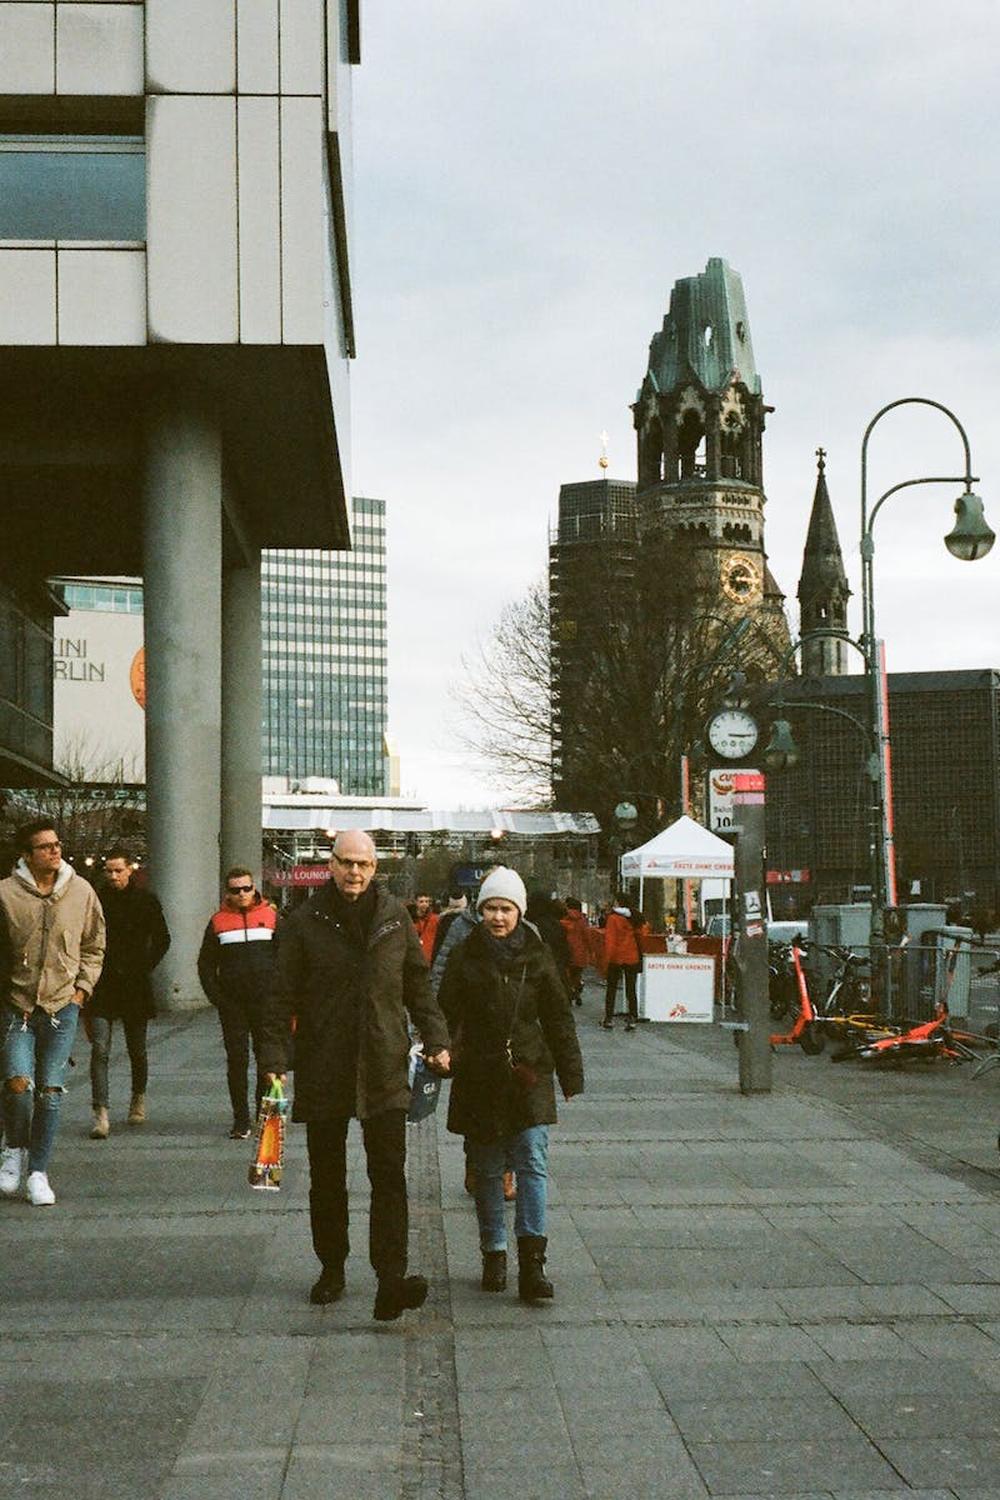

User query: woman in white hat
[438,867,584,1302]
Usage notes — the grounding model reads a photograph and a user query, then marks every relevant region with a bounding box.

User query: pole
[732,771,771,1094]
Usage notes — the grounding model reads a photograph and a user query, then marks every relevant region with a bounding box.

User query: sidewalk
[4,978,1000,1500]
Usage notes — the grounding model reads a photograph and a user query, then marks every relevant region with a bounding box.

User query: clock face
[707,708,759,760]
[721,553,762,604]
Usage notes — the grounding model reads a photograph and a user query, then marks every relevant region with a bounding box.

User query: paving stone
[686,1435,906,1494]
[877,1436,1000,1487]
[668,1393,862,1443]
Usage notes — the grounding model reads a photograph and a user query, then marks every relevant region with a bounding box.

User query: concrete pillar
[143,395,222,1010]
[220,554,262,884]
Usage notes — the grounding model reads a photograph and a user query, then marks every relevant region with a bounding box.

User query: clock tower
[632,258,789,660]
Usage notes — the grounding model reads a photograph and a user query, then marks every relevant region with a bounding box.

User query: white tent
[620,815,735,880]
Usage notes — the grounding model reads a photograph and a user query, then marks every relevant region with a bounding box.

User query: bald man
[261,830,451,1319]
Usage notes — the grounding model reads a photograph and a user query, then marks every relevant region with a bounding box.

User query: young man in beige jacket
[0,820,106,1204]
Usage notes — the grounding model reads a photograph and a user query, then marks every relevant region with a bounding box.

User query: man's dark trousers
[306,1109,407,1279]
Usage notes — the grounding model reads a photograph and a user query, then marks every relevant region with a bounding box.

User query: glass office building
[262,497,389,794]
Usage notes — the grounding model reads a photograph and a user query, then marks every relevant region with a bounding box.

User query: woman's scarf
[481,920,529,969]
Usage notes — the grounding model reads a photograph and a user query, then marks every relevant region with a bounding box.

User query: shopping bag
[407,1043,442,1124]
[248,1078,290,1191]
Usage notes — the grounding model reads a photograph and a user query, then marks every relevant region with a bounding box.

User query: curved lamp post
[861,397,993,956]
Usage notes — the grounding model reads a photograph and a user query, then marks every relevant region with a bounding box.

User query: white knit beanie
[476,866,527,916]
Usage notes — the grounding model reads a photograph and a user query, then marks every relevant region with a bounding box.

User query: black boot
[517,1236,554,1303]
[481,1249,507,1292]
[373,1273,428,1321]
[309,1265,345,1305]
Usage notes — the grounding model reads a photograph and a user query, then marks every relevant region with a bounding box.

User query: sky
[348,1,1000,808]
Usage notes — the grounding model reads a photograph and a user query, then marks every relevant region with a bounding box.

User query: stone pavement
[4,977,1000,1500]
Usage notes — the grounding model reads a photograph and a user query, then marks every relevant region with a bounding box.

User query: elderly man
[261,830,450,1319]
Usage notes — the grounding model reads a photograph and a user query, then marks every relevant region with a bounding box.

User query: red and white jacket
[197,895,278,1007]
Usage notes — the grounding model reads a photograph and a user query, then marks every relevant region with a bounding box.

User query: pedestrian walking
[560,896,590,1005]
[0,820,106,1205]
[438,867,583,1302]
[260,830,451,1318]
[603,892,648,1031]
[197,867,277,1140]
[87,848,170,1139]
[411,892,439,963]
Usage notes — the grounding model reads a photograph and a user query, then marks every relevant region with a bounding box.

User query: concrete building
[0,571,66,787]
[0,1,359,1005]
[263,496,389,794]
[765,669,1000,916]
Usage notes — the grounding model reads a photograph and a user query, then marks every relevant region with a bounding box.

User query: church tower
[797,448,851,675]
[633,257,788,645]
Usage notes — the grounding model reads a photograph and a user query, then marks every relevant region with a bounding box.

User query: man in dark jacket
[88,847,170,1139]
[197,866,278,1139]
[260,829,450,1319]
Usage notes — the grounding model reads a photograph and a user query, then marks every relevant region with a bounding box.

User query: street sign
[708,768,762,830]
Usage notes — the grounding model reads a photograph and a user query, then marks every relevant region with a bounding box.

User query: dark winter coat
[197,895,278,1010]
[90,882,170,1020]
[438,921,584,1143]
[259,882,449,1123]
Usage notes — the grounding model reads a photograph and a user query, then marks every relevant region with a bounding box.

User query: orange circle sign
[130,647,146,710]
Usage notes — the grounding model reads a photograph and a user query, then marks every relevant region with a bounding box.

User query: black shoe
[309,1267,346,1305]
[600,1019,614,1030]
[574,994,583,1007]
[517,1236,554,1303]
[625,1020,637,1032]
[481,1249,507,1293]
[229,1126,252,1140]
[373,1273,428,1322]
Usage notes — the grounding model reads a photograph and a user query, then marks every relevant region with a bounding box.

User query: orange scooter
[769,941,825,1054]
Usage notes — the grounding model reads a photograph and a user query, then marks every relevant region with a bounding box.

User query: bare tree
[454,538,791,833]
[451,581,552,802]
[0,732,146,874]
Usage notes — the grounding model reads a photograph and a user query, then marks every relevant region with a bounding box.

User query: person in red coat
[412,893,439,963]
[602,892,648,1032]
[560,898,590,1007]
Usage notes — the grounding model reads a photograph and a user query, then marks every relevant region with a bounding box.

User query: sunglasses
[227,883,254,895]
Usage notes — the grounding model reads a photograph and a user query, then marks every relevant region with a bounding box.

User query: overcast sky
[349,1,1000,808]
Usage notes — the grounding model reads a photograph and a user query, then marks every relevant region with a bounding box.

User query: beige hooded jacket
[0,859,106,1015]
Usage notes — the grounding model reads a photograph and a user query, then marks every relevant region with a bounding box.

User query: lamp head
[763,718,800,772]
[613,801,638,829]
[944,490,995,561]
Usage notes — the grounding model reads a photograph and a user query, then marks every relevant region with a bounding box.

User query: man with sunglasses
[260,829,451,1320]
[0,820,106,1205]
[197,866,278,1139]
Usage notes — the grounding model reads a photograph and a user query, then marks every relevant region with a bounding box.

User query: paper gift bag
[248,1078,290,1191]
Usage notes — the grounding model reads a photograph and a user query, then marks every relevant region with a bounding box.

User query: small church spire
[797,448,850,676]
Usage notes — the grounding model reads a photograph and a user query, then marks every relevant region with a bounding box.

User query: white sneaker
[26,1171,56,1206]
[0,1146,26,1196]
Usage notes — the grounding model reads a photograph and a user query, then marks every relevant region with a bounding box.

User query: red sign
[766,869,812,884]
[267,865,330,887]
[732,772,765,793]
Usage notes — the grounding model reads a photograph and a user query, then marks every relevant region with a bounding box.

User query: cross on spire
[816,446,827,474]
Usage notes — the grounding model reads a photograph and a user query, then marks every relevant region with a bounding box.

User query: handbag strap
[503,967,528,1066]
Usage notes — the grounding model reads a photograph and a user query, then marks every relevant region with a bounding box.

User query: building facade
[765,670,1000,916]
[549,479,638,808]
[263,496,389,795]
[0,1,360,1004]
[0,573,65,786]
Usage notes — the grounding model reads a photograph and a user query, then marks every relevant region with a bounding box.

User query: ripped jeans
[2,1002,80,1173]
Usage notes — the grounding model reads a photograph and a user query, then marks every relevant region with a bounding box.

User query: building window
[0,136,145,241]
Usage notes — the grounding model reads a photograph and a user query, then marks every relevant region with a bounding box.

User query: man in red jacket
[560,897,590,1007]
[197,867,278,1139]
[411,893,438,963]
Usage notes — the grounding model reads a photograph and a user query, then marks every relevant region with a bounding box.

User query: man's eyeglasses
[30,840,61,852]
[227,883,254,895]
[332,855,375,872]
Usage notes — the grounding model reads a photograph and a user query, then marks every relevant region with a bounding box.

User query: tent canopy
[620,815,734,879]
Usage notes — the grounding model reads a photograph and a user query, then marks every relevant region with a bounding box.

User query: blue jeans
[468,1125,549,1251]
[2,1003,80,1173]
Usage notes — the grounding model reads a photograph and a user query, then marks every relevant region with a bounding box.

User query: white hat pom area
[476,867,528,916]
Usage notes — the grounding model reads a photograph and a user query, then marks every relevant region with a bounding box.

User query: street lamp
[860,397,993,959]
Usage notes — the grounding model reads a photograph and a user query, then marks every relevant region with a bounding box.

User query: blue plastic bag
[407,1043,442,1123]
